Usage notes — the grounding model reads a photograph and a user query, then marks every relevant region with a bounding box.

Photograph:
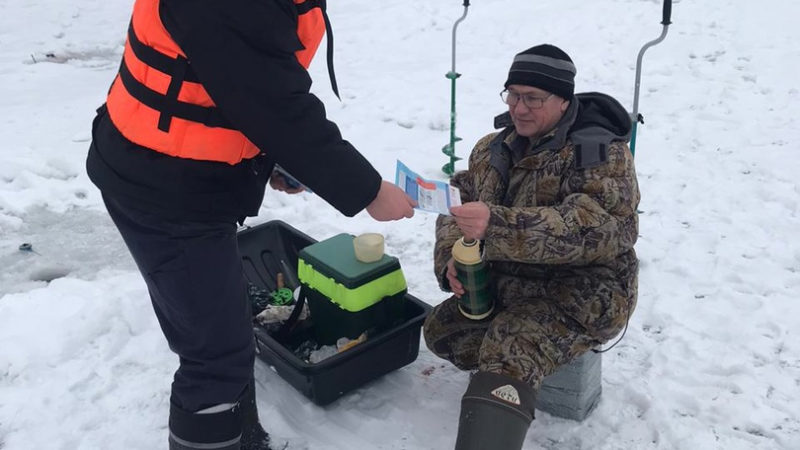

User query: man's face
[506,84,569,138]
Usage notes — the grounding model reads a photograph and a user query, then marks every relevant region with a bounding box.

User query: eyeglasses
[500,90,553,109]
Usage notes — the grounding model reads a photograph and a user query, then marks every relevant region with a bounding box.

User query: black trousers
[103,193,255,412]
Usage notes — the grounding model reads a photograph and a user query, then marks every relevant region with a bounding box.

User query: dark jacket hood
[570,92,631,143]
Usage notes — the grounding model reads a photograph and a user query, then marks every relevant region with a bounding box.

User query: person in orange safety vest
[86,1,416,449]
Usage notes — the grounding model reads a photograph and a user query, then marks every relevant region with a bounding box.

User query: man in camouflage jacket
[423,44,640,450]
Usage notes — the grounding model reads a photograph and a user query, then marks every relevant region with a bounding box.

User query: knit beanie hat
[504,44,576,100]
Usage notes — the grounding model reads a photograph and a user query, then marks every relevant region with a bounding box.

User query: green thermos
[452,237,494,320]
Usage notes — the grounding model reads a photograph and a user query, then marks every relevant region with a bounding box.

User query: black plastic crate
[237,220,431,406]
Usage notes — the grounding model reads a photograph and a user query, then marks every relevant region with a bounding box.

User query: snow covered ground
[1,0,799,448]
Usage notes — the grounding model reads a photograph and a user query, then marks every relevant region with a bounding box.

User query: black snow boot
[240,381,278,450]
[168,401,242,450]
[454,371,536,450]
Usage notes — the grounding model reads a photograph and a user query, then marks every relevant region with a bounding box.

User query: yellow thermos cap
[452,237,481,265]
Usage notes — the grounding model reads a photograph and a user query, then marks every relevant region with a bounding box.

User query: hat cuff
[504,74,573,100]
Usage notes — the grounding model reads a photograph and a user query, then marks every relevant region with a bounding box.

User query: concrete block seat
[536,351,602,421]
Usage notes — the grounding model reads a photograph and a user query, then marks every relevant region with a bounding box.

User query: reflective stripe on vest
[106,0,327,165]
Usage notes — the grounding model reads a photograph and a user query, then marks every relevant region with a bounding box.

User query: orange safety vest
[106,0,329,165]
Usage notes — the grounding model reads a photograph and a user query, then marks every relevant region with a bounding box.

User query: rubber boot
[168,401,242,450]
[454,371,536,450]
[240,381,277,450]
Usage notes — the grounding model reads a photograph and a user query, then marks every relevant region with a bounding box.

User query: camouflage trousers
[422,272,636,389]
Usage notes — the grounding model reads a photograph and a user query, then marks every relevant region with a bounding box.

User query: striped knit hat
[504,44,576,100]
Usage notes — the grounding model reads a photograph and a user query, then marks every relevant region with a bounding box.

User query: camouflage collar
[489,99,578,187]
[496,99,579,160]
[499,100,579,171]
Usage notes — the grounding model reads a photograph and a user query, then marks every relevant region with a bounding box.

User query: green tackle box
[297,233,408,344]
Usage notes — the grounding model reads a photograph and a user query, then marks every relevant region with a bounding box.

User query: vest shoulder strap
[122,21,233,131]
[127,23,200,83]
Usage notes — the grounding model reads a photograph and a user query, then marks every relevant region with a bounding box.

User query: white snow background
[1,0,799,448]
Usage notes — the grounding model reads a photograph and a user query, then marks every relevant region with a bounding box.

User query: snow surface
[1,0,799,448]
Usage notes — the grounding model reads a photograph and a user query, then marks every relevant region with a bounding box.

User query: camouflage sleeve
[432,135,492,290]
[483,141,639,265]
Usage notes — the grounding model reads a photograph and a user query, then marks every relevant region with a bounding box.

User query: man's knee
[423,297,486,370]
[478,304,584,388]
[422,296,458,347]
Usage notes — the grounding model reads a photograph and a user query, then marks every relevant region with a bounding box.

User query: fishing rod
[630,0,673,156]
[441,0,470,177]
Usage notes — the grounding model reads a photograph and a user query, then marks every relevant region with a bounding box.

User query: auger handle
[662,0,672,25]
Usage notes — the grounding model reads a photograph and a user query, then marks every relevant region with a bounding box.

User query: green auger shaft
[631,115,642,156]
[442,71,462,176]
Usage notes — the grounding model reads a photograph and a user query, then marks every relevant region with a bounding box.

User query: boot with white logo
[454,371,536,450]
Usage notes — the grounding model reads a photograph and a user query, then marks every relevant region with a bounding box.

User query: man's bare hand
[445,257,465,297]
[366,181,417,221]
[269,170,305,194]
[450,201,490,241]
